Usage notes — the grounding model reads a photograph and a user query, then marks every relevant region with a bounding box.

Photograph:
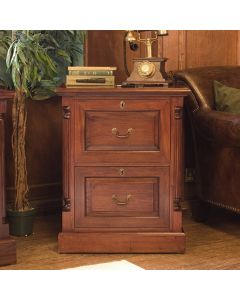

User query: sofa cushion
[214,80,240,114]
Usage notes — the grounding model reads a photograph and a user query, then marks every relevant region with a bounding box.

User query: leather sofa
[174,66,240,220]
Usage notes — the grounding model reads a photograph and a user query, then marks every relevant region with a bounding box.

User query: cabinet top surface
[56,86,190,97]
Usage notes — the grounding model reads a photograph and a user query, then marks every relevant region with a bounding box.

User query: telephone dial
[122,30,171,87]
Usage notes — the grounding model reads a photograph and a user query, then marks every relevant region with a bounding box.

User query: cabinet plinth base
[58,232,185,254]
[0,238,16,266]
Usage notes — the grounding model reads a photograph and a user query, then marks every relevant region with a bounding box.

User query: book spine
[68,66,117,71]
[66,75,115,86]
[66,85,114,89]
[69,70,113,76]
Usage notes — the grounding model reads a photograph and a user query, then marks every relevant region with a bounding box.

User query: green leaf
[0,30,86,96]
[17,48,27,65]
[6,40,16,68]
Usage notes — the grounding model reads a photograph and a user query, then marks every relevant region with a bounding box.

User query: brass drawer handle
[112,128,134,138]
[112,194,132,206]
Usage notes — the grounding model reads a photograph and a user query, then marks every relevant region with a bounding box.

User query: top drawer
[72,98,171,164]
[86,111,159,151]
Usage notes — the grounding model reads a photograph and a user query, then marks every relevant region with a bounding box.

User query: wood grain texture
[1,210,240,270]
[62,98,74,231]
[0,239,16,266]
[185,30,238,68]
[86,177,158,216]
[159,30,184,72]
[177,31,187,70]
[58,232,185,254]
[1,30,238,220]
[85,111,160,151]
[170,98,184,232]
[0,100,8,239]
[87,30,240,82]
[74,166,170,231]
[73,95,171,165]
[58,87,189,253]
[87,30,132,84]
[86,30,240,208]
[238,31,240,65]
[0,94,16,266]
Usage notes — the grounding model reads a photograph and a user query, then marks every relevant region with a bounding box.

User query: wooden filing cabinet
[57,87,190,253]
[0,91,16,266]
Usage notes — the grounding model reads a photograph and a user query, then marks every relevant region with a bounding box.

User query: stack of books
[66,66,117,87]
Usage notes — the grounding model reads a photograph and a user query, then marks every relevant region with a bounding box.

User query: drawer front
[74,98,170,164]
[74,166,170,231]
[86,111,159,151]
[86,177,158,217]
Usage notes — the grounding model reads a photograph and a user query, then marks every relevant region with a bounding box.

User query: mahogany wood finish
[0,91,16,266]
[184,31,238,69]
[85,111,160,151]
[86,177,158,216]
[57,87,189,253]
[1,211,240,270]
[86,30,240,207]
[74,97,170,164]
[58,232,185,253]
[87,31,128,85]
[2,31,237,216]
[87,30,240,78]
[74,166,169,229]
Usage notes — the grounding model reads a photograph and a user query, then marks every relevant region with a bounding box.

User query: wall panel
[160,30,184,72]
[87,30,240,78]
[87,30,136,84]
[185,30,238,68]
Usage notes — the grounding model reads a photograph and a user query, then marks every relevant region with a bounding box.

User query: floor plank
[0,210,240,270]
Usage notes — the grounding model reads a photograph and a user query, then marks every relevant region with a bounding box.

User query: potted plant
[0,30,85,236]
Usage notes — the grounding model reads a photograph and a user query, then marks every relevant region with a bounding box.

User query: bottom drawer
[74,166,170,231]
[86,177,159,217]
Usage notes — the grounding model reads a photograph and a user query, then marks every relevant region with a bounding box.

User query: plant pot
[7,208,36,237]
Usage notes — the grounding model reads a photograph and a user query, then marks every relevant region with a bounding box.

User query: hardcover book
[66,75,115,86]
[69,70,114,76]
[68,66,117,71]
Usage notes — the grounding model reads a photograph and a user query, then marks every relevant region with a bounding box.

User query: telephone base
[121,81,171,88]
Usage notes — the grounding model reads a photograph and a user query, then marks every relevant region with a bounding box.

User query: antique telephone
[122,30,170,87]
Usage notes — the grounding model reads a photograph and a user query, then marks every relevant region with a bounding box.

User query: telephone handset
[122,30,170,87]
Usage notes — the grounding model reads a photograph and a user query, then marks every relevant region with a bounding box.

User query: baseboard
[58,232,186,254]
[6,182,62,215]
[31,197,62,215]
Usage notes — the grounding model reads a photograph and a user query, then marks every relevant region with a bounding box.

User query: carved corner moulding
[174,106,183,119]
[63,106,71,119]
[174,197,182,211]
[63,198,71,212]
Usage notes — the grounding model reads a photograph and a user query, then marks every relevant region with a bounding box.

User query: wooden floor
[0,210,240,270]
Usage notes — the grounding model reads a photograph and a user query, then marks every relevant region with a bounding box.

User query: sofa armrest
[193,110,240,147]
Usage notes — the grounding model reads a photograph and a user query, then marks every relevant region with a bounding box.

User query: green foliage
[0,31,13,89]
[40,30,86,87]
[0,30,86,211]
[0,30,86,100]
[6,31,56,100]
